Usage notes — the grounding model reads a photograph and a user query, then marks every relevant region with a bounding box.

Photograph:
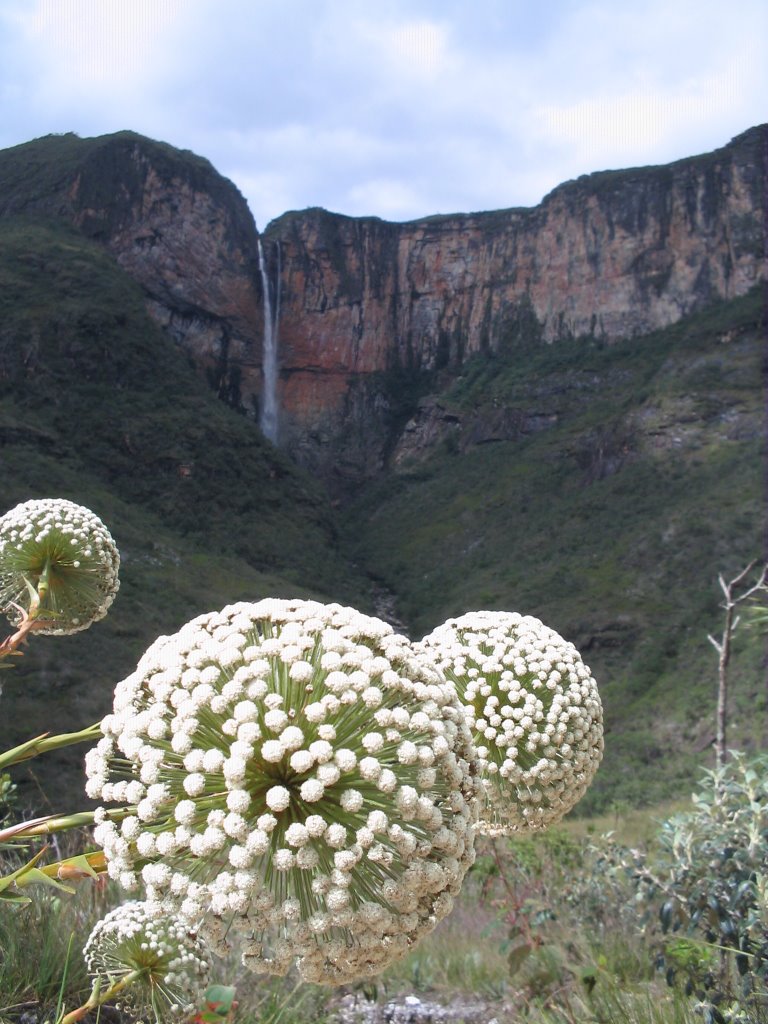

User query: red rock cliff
[268,125,765,479]
[1,127,764,484]
[0,131,267,413]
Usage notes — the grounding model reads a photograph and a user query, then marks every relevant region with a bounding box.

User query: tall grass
[0,887,98,1022]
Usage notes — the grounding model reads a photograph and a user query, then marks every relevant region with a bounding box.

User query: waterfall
[258,238,280,443]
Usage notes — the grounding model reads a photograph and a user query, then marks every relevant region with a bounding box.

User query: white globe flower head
[83,900,210,1021]
[87,598,477,985]
[418,610,603,835]
[0,498,120,634]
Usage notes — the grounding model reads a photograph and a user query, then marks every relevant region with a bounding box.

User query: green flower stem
[58,969,143,1024]
[0,722,101,770]
[36,557,51,606]
[0,806,129,843]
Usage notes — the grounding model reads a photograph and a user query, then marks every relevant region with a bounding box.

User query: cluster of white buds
[417,610,603,834]
[0,498,119,634]
[86,599,477,984]
[83,900,210,1020]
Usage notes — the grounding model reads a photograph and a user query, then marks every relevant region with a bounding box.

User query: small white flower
[285,822,310,847]
[305,814,327,838]
[265,786,291,812]
[340,789,364,813]
[325,823,347,849]
[273,849,295,871]
[264,708,289,733]
[290,749,314,772]
[261,739,284,763]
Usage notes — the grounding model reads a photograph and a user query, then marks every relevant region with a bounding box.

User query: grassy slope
[0,205,764,817]
[0,217,373,808]
[342,289,766,812]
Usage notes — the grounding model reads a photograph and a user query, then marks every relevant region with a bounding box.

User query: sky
[0,0,765,231]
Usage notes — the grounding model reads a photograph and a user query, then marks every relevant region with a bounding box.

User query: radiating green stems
[58,969,143,1024]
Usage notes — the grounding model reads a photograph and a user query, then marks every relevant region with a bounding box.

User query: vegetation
[0,128,765,1024]
[0,216,374,809]
[0,131,763,819]
[342,287,765,813]
[4,755,766,1024]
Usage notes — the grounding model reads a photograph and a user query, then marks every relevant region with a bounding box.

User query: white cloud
[13,0,184,98]
[0,0,765,225]
[538,86,727,163]
[227,169,296,228]
[346,178,424,220]
[360,17,451,80]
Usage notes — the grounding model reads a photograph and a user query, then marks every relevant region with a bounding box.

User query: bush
[579,753,768,1023]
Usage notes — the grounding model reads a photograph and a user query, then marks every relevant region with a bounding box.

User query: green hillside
[341,288,766,812]
[0,216,373,808]
[0,160,764,818]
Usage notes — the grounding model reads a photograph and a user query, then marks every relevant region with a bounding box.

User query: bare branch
[727,559,759,591]
[712,560,767,769]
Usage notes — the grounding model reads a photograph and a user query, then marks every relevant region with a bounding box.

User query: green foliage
[570,754,768,1023]
[0,887,94,1017]
[427,823,702,1023]
[0,217,375,808]
[0,218,356,585]
[342,289,765,812]
[648,754,768,1022]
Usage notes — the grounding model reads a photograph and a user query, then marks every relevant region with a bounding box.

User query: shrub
[577,753,768,1023]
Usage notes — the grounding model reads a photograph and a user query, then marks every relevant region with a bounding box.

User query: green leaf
[660,899,675,933]
[0,890,31,905]
[194,984,237,1021]
[11,866,76,894]
[0,846,48,892]
[507,943,532,977]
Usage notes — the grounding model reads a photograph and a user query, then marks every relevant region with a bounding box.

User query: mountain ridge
[0,127,764,813]
[1,124,764,486]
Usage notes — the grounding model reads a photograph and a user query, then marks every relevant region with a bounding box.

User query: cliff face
[1,127,764,484]
[268,126,765,479]
[0,131,268,414]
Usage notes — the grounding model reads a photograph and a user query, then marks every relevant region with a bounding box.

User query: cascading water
[258,238,280,443]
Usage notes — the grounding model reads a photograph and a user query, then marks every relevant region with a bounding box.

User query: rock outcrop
[268,125,765,480]
[0,131,267,415]
[1,126,764,485]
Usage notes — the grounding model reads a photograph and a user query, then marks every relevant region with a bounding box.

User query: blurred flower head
[87,598,477,984]
[418,610,603,834]
[84,900,210,1021]
[0,498,119,634]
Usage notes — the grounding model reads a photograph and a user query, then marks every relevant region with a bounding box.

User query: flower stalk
[58,969,142,1024]
[0,600,48,660]
[0,810,125,843]
[0,722,102,771]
